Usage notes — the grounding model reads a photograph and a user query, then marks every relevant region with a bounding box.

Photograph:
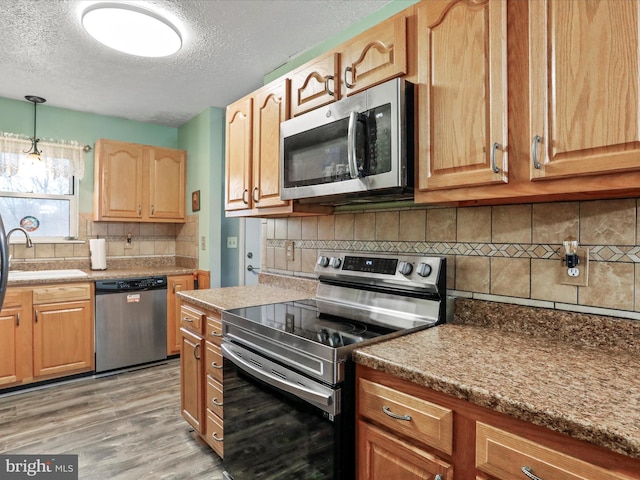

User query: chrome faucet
[8,227,34,248]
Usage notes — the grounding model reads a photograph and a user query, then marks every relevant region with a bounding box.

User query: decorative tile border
[266,239,640,263]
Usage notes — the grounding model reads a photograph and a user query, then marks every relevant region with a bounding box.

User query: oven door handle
[222,343,333,408]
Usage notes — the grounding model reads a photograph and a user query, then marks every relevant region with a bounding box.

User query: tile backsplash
[9,213,199,270]
[263,198,640,321]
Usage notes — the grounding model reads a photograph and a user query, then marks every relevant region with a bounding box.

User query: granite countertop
[354,299,640,460]
[7,266,195,286]
[177,274,318,314]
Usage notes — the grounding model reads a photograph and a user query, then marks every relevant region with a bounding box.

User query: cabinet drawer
[476,423,626,480]
[205,341,223,382]
[206,409,224,458]
[180,304,204,334]
[206,375,224,419]
[205,314,223,346]
[32,283,91,304]
[2,289,24,309]
[358,378,453,455]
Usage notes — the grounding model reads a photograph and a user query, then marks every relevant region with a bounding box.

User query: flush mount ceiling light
[81,2,182,57]
[24,95,46,162]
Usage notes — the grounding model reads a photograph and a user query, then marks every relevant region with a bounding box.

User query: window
[0,133,85,242]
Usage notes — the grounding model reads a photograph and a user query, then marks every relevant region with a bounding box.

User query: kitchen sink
[8,269,89,281]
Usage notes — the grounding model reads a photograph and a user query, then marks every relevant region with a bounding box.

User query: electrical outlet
[285,240,295,260]
[559,247,589,287]
[201,236,206,250]
[227,236,238,249]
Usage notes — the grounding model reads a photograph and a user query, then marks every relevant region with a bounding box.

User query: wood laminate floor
[0,359,225,479]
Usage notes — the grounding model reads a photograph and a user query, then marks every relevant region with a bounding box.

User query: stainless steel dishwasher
[95,276,168,373]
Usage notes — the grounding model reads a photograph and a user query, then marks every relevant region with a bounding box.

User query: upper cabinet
[529,0,640,180]
[289,53,340,117]
[225,80,331,217]
[94,139,186,223]
[415,0,508,195]
[341,14,408,96]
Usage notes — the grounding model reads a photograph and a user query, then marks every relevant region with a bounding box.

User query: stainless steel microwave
[280,78,414,203]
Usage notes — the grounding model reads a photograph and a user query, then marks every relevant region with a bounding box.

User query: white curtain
[0,132,86,180]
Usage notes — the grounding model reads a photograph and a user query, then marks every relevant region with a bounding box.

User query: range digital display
[342,256,398,275]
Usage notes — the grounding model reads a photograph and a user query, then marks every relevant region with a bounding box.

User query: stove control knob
[317,256,330,268]
[417,262,432,277]
[398,261,413,275]
[329,257,342,269]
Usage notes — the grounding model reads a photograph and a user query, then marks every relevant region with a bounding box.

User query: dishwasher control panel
[95,276,168,293]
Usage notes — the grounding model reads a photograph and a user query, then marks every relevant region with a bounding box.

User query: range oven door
[221,341,353,480]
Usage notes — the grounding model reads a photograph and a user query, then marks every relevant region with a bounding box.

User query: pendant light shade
[81,3,182,57]
[24,95,46,162]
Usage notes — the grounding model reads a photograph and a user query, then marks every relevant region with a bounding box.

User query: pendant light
[24,95,46,162]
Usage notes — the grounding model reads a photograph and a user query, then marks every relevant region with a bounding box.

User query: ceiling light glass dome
[82,2,182,57]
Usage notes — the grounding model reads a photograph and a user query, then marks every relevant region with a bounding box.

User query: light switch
[227,236,238,249]
[286,240,294,260]
[201,236,206,250]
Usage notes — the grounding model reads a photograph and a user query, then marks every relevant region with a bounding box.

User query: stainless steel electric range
[221,252,446,480]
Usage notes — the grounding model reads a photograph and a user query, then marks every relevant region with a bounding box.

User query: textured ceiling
[0,0,391,127]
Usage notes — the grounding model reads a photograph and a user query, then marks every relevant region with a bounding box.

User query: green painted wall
[264,0,420,83]
[0,96,177,213]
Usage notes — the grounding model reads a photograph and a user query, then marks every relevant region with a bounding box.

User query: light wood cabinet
[167,274,195,356]
[179,299,224,458]
[357,365,640,480]
[225,80,332,217]
[341,13,408,96]
[415,0,508,195]
[528,0,640,181]
[0,289,32,386]
[289,53,341,117]
[94,138,186,223]
[32,283,94,378]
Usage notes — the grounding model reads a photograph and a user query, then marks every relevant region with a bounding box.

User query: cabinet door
[341,14,407,96]
[530,0,640,180]
[95,139,144,219]
[167,275,195,356]
[416,0,507,193]
[290,53,340,116]
[358,420,453,480]
[148,146,186,221]
[0,289,31,386]
[180,327,204,433]
[32,300,94,378]
[225,96,253,212]
[252,80,290,210]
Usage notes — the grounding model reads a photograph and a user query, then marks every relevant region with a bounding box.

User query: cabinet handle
[344,66,354,89]
[183,317,193,323]
[172,282,175,294]
[34,310,38,323]
[210,331,223,338]
[138,204,142,215]
[491,142,500,173]
[242,189,249,205]
[211,432,223,442]
[252,187,259,203]
[382,405,411,421]
[435,476,443,480]
[151,204,155,215]
[521,467,544,480]
[531,135,542,169]
[16,312,20,326]
[212,397,223,407]
[211,362,223,369]
[325,75,335,96]
[194,344,201,360]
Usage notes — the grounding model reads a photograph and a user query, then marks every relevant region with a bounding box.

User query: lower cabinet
[0,283,94,390]
[356,365,640,480]
[179,299,224,458]
[167,274,195,356]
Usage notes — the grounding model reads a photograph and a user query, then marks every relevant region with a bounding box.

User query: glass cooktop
[225,299,395,349]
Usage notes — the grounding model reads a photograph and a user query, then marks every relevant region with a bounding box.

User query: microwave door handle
[347,111,359,179]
